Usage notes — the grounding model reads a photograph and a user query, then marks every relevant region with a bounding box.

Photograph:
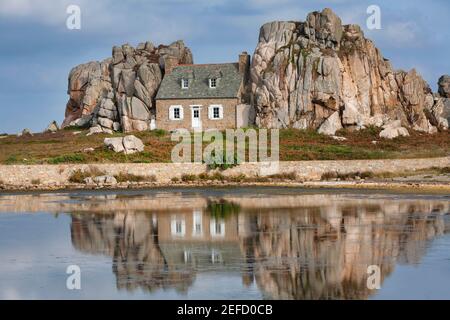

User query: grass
[48,153,86,164]
[0,128,448,164]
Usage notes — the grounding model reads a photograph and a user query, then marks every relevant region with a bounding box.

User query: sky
[0,0,449,134]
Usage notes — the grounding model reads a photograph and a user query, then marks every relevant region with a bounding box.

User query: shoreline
[1,180,449,194]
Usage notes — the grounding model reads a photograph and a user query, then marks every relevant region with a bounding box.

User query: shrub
[114,172,156,183]
[269,172,297,181]
[68,167,105,183]
[198,173,210,180]
[69,169,90,183]
[209,172,225,181]
[435,167,450,174]
[5,155,19,164]
[207,200,241,218]
[153,129,167,137]
[31,179,41,185]
[171,177,180,182]
[181,174,198,182]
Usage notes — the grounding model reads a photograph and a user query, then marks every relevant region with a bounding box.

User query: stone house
[155,52,253,131]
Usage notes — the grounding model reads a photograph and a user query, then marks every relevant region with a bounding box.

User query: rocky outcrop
[438,75,450,98]
[250,8,449,135]
[63,40,193,132]
[438,75,450,125]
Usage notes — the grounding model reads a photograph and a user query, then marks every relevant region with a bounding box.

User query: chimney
[164,56,179,75]
[238,51,250,75]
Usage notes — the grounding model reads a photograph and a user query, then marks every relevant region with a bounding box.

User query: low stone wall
[0,157,448,188]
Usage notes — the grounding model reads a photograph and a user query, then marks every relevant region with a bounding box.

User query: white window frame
[171,216,186,238]
[208,104,223,120]
[181,78,189,89]
[210,218,225,238]
[192,210,203,237]
[169,105,183,121]
[209,78,217,88]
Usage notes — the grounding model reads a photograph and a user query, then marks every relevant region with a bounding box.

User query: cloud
[384,22,420,47]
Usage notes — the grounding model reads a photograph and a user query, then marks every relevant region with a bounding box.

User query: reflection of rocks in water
[241,203,449,300]
[69,197,450,299]
[71,212,195,293]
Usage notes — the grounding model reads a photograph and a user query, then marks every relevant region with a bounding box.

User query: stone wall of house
[0,157,448,187]
[155,98,238,131]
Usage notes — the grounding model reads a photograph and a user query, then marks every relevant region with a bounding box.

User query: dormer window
[209,78,217,88]
[181,78,189,89]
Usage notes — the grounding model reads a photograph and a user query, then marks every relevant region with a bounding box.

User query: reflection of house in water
[69,196,450,300]
[156,209,243,273]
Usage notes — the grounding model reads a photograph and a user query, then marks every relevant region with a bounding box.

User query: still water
[0,187,449,300]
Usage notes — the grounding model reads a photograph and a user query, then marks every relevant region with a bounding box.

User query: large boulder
[104,135,145,154]
[250,8,448,134]
[318,111,342,135]
[379,120,410,139]
[63,40,193,132]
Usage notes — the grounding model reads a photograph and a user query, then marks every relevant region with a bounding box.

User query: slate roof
[156,63,243,100]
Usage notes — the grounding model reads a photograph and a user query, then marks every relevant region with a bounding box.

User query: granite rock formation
[250,8,449,135]
[63,40,193,133]
[438,75,450,124]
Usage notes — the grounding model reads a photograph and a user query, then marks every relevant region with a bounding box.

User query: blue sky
[0,0,448,133]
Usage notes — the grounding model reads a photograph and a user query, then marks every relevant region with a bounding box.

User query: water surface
[0,187,449,300]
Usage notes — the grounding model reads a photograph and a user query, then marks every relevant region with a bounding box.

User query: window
[171,216,186,237]
[174,107,180,119]
[169,105,183,120]
[210,218,225,237]
[208,105,223,120]
[181,78,189,89]
[193,211,203,237]
[209,78,217,88]
[213,107,220,119]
